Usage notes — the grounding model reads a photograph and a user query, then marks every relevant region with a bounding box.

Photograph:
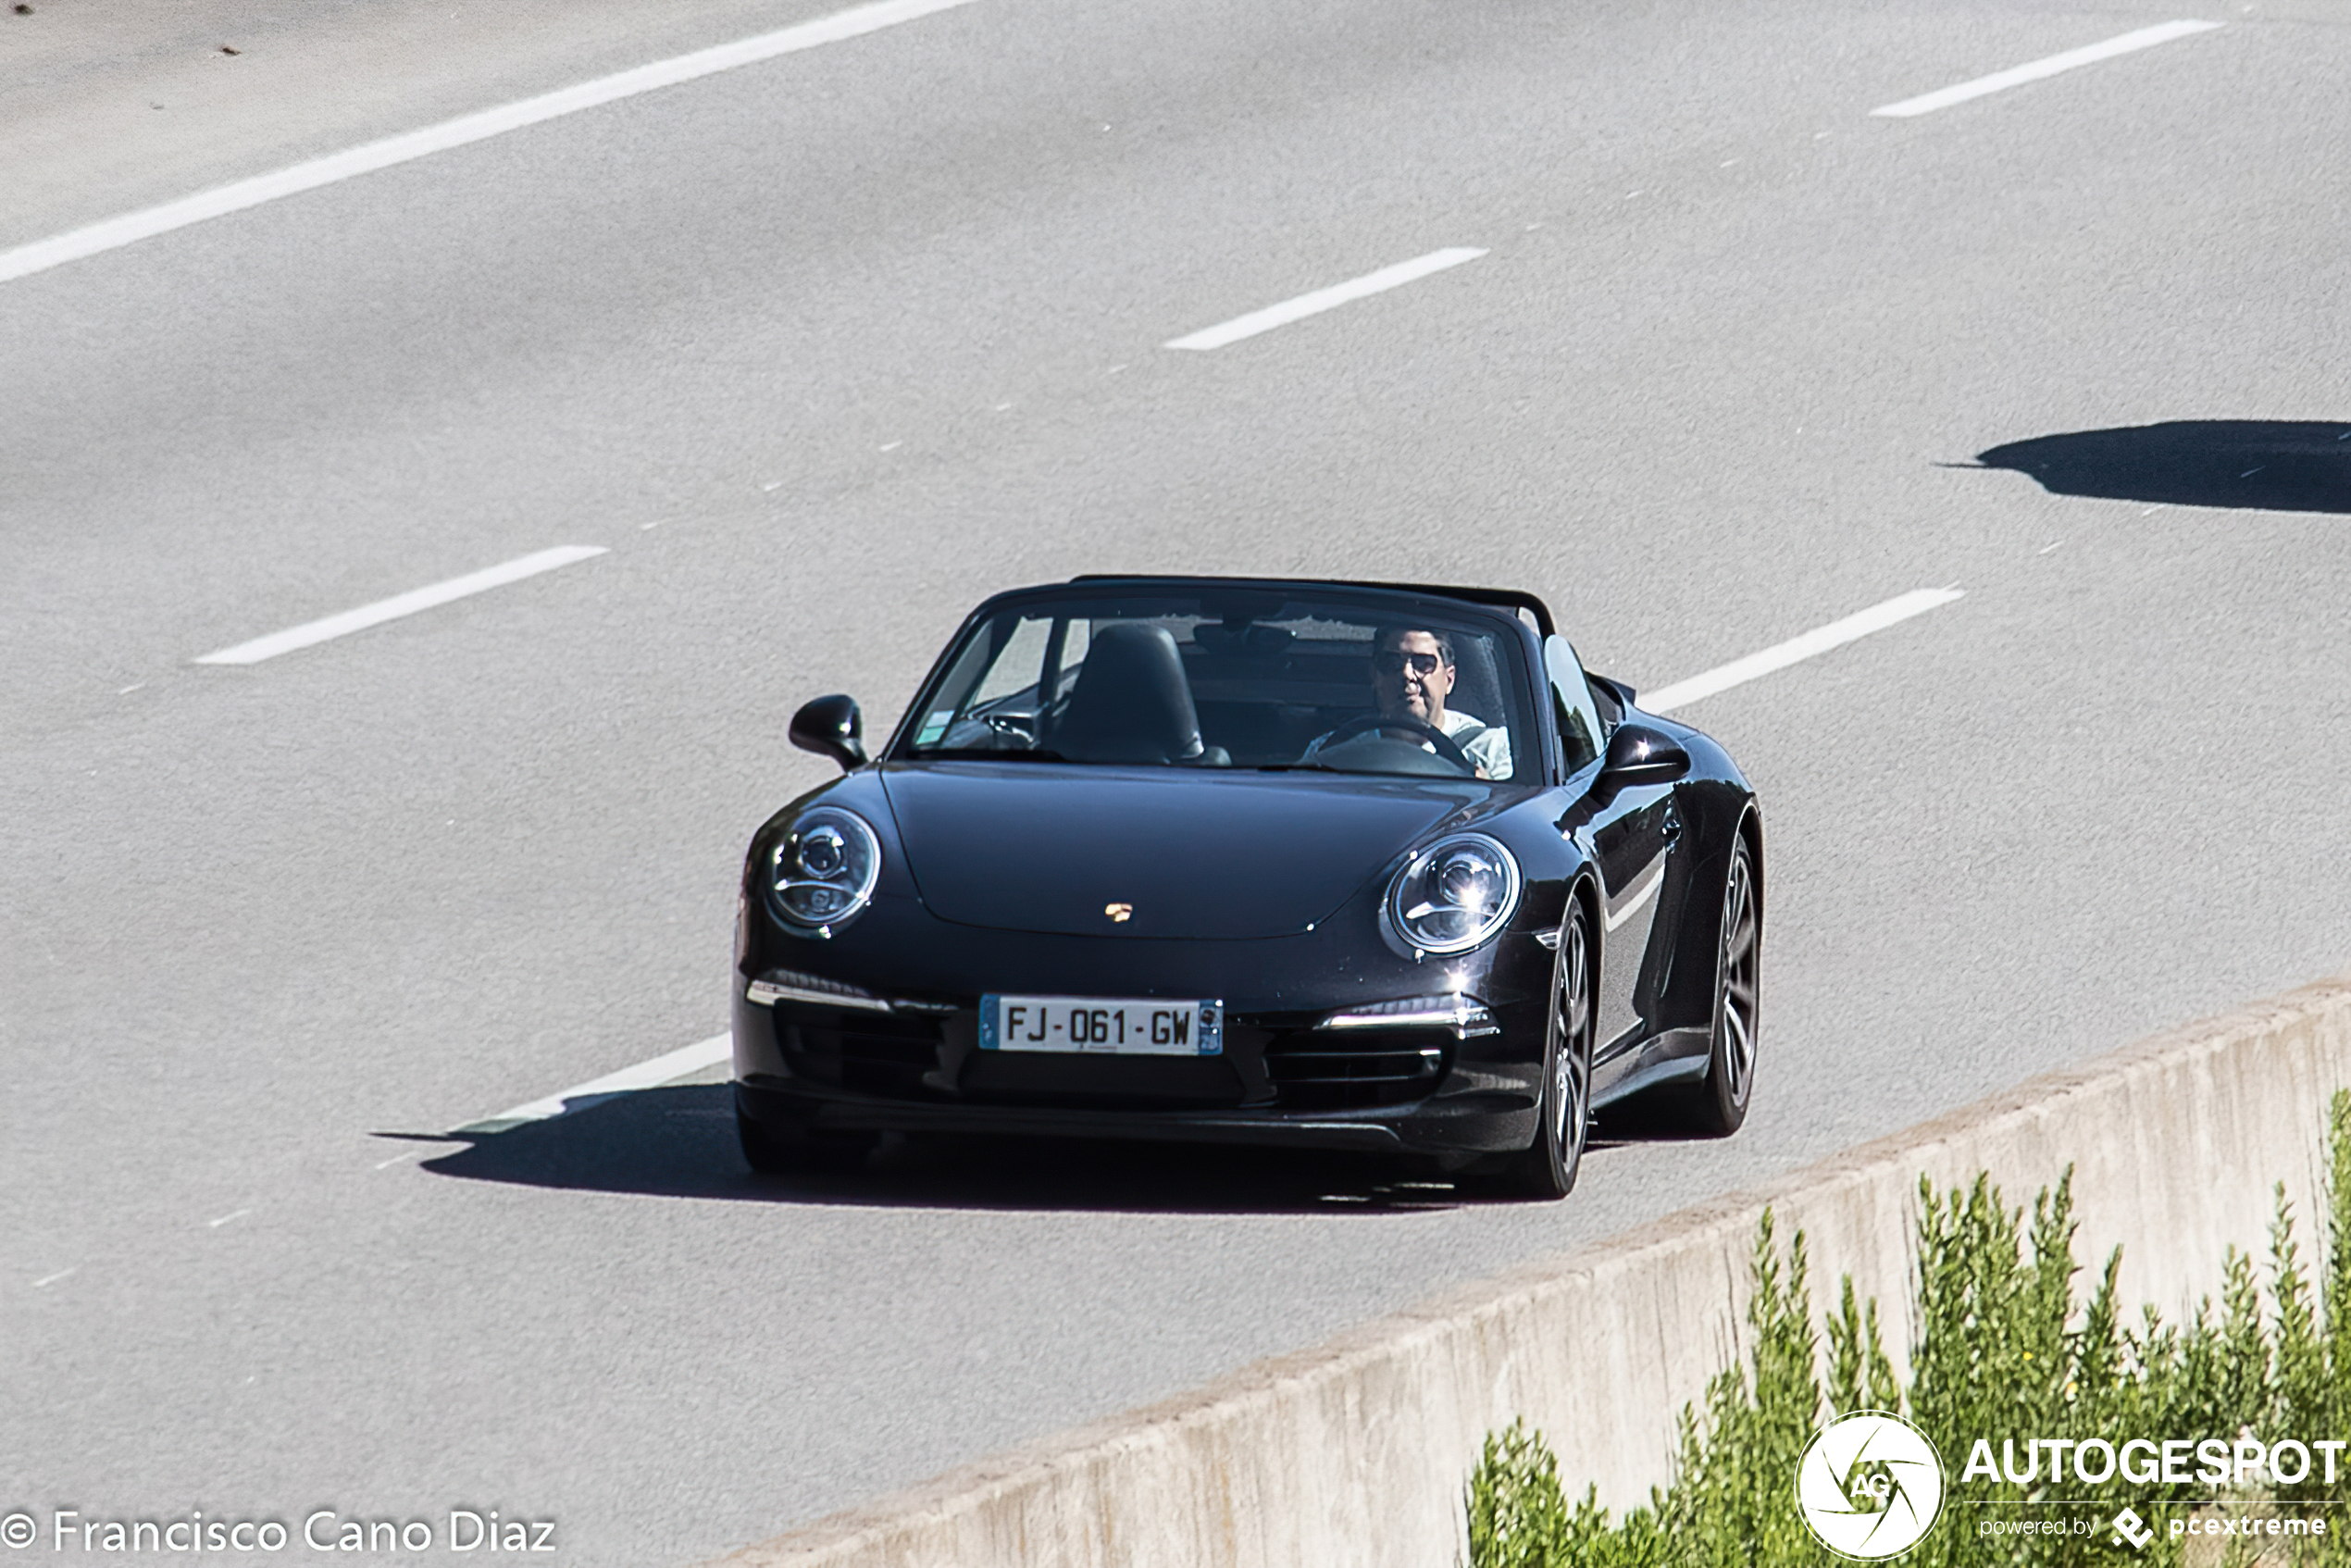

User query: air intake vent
[1263,1034,1448,1110]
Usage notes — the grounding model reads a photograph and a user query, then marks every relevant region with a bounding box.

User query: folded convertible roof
[1064,575,1555,637]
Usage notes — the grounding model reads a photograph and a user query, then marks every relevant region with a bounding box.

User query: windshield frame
[882,579,1550,781]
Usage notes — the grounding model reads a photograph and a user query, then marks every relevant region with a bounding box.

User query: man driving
[1302,627,1512,779]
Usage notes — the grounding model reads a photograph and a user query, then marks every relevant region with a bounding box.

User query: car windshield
[894,587,1537,780]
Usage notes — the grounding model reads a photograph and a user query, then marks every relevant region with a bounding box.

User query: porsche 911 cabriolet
[731,576,1760,1198]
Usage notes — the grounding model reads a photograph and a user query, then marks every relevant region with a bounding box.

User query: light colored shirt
[1303,708,1513,779]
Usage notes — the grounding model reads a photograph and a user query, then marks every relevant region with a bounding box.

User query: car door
[1546,638,1679,1065]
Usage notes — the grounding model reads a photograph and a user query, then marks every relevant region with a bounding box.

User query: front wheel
[1497,901,1595,1199]
[1684,838,1760,1135]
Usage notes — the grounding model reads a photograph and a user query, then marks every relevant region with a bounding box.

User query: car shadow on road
[1965,419,2351,513]
[1583,1093,1729,1149]
[391,1085,1688,1214]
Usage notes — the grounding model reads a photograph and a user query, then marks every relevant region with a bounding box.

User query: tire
[1685,837,1760,1135]
[736,1105,877,1175]
[1498,900,1595,1199]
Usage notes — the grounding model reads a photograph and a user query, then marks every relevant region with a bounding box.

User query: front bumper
[731,986,1544,1157]
[730,884,1561,1157]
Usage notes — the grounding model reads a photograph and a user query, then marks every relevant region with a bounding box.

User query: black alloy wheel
[737,1106,877,1175]
[1501,900,1595,1199]
[1686,837,1760,1135]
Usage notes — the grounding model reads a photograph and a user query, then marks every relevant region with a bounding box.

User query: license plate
[979,995,1224,1056]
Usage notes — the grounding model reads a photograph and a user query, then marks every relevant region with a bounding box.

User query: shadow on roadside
[1966,419,2351,513]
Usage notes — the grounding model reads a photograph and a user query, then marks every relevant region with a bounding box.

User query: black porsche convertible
[731,576,1760,1198]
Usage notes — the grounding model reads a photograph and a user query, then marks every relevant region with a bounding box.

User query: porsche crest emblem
[1103,902,1134,924]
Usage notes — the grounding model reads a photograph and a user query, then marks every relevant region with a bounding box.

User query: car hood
[878,763,1487,940]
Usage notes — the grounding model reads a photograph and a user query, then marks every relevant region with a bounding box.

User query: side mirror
[790,694,867,771]
[1596,724,1688,791]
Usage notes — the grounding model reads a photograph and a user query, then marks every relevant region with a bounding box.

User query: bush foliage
[1465,1091,2351,1567]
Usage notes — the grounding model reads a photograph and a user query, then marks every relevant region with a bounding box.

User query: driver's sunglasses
[1373,650,1444,678]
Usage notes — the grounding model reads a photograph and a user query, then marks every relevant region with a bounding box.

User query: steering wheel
[1316,712,1477,773]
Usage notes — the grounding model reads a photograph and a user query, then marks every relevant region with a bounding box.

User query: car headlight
[765,807,882,937]
[1386,833,1522,955]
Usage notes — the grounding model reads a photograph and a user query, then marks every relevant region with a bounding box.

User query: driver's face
[1372,631,1454,723]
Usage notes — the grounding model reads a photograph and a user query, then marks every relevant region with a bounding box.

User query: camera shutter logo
[1796,1411,1947,1559]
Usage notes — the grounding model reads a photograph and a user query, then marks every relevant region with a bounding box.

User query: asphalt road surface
[5,0,2349,1562]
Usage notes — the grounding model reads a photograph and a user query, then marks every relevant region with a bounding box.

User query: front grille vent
[1263,1034,1448,1111]
[778,1016,943,1098]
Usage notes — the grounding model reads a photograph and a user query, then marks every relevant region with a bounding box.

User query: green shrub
[1463,1091,2351,1566]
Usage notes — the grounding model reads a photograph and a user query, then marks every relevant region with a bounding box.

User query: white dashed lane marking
[0,0,984,285]
[192,546,605,666]
[453,1034,732,1136]
[1639,589,1966,714]
[1872,20,2222,118]
[1163,248,1486,351]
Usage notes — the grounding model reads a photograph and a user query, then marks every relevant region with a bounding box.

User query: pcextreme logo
[1796,1411,1947,1560]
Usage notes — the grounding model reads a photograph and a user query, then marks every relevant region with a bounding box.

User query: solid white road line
[1872,20,2222,118]
[193,545,606,666]
[1641,588,1964,715]
[0,0,982,286]
[1164,248,1486,351]
[454,1033,732,1135]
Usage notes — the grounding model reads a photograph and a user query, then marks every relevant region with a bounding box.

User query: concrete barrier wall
[707,974,2351,1568]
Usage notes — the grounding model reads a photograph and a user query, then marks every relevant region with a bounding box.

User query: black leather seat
[1051,623,1225,765]
[1445,634,1507,730]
